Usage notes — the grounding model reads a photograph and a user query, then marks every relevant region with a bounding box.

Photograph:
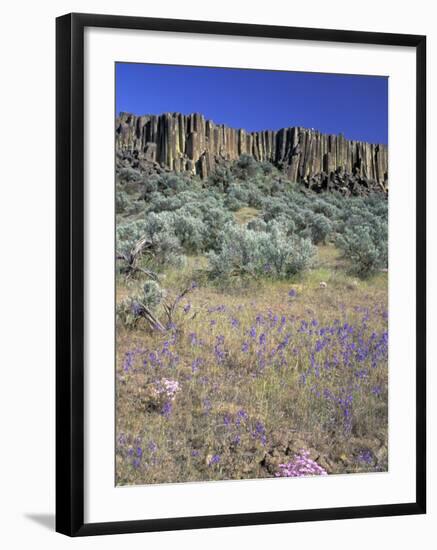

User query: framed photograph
[56,13,426,536]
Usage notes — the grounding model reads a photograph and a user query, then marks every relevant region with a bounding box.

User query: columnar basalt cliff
[116,112,388,192]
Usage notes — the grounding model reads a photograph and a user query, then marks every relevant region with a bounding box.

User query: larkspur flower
[131,301,143,316]
[357,449,373,465]
[209,454,220,466]
[191,357,202,373]
[161,401,172,418]
[231,318,239,329]
[253,421,267,445]
[236,409,248,426]
[123,351,134,372]
[355,368,368,380]
[148,441,157,453]
[214,335,226,362]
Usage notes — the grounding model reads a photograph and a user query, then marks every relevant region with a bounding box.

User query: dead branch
[117,236,158,280]
[138,303,166,332]
[162,285,195,326]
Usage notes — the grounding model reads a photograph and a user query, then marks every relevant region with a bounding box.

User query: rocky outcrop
[116,112,388,192]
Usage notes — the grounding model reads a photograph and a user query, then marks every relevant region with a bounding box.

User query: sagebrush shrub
[304,212,332,244]
[116,157,388,277]
[142,280,164,309]
[208,224,315,279]
[116,213,185,270]
[171,213,207,253]
[116,280,165,328]
[337,223,387,276]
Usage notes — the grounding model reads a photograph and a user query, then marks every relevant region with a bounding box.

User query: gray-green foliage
[336,217,388,276]
[142,280,164,309]
[208,224,315,279]
[116,213,185,271]
[303,212,332,244]
[171,212,207,253]
[262,225,316,276]
[116,280,165,328]
[116,155,388,279]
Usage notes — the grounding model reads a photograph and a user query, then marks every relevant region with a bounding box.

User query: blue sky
[116,63,388,145]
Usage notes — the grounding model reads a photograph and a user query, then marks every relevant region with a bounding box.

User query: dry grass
[115,247,388,485]
[234,206,260,225]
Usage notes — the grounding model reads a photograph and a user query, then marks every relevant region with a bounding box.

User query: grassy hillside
[115,155,388,485]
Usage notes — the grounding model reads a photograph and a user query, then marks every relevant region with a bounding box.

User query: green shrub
[232,154,260,180]
[171,213,207,253]
[304,212,332,244]
[142,280,164,309]
[263,226,316,276]
[116,214,185,271]
[116,280,165,329]
[208,224,315,279]
[115,156,388,279]
[336,223,387,276]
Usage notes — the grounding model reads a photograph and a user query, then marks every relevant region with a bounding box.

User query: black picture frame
[56,12,426,537]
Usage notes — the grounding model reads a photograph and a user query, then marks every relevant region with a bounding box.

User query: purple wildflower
[161,402,172,418]
[131,301,143,316]
[275,450,328,477]
[209,454,221,466]
[357,449,373,465]
[223,415,231,427]
[231,318,239,329]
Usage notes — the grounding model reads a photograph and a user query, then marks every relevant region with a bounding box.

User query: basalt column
[116,112,388,190]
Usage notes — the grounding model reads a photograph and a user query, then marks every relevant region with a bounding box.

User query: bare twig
[117,236,158,280]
